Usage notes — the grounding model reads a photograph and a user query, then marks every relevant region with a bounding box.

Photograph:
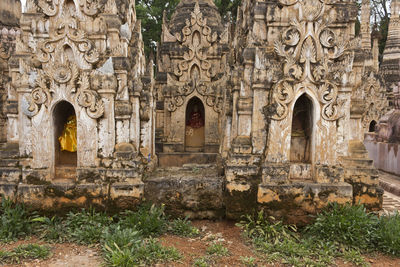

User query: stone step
[157,152,218,167]
[0,158,19,167]
[55,166,77,180]
[0,167,21,183]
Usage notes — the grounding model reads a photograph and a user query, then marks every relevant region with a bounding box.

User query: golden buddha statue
[59,115,77,152]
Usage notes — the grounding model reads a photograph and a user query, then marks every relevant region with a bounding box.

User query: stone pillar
[360,0,371,50]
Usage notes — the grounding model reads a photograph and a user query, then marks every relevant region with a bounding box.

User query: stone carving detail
[165,2,226,113]
[356,73,388,129]
[24,0,105,119]
[270,0,350,121]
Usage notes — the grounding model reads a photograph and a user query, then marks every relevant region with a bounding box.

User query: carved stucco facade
[0,0,154,209]
[155,0,230,154]
[0,0,389,220]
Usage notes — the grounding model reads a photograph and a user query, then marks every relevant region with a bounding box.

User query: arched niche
[64,0,76,15]
[369,120,377,133]
[185,97,205,152]
[290,94,313,163]
[53,101,77,167]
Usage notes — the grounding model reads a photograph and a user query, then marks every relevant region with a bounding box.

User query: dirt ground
[1,220,400,267]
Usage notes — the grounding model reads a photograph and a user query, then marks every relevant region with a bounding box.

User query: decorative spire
[360,0,371,50]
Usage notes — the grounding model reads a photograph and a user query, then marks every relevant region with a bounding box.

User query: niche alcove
[290,94,313,163]
[185,97,205,152]
[53,101,77,169]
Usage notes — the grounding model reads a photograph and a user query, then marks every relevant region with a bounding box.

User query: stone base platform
[157,152,219,167]
[258,182,353,225]
[144,164,224,219]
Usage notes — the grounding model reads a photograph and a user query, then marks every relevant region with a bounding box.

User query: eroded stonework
[0,0,389,221]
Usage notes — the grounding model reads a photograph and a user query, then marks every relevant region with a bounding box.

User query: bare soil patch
[0,220,399,266]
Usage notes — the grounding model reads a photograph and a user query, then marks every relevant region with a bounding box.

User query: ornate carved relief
[164,2,227,113]
[269,0,351,121]
[23,0,106,119]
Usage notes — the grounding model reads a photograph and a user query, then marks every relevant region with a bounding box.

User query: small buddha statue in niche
[185,104,205,152]
[59,115,77,152]
[187,105,204,128]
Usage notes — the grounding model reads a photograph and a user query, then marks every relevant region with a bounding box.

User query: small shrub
[240,256,256,266]
[341,248,369,267]
[169,217,200,237]
[376,212,400,256]
[236,210,297,243]
[102,225,142,250]
[0,244,51,264]
[206,242,229,256]
[33,216,68,243]
[103,237,181,266]
[64,208,113,244]
[193,256,210,267]
[0,197,36,241]
[119,204,168,237]
[304,203,379,249]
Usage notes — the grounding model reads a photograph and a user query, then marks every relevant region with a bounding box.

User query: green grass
[206,242,229,256]
[0,244,51,264]
[0,197,37,241]
[169,217,200,237]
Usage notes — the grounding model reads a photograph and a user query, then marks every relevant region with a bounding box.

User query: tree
[370,0,391,61]
[135,0,180,56]
[136,0,240,57]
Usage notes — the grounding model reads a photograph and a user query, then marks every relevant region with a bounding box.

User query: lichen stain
[226,183,250,193]
[257,189,280,203]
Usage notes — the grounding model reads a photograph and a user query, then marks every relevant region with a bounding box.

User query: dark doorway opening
[185,97,205,152]
[53,101,77,167]
[369,120,377,132]
[290,94,313,163]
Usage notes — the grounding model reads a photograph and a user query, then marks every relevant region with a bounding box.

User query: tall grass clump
[102,226,181,266]
[304,203,379,249]
[0,197,36,241]
[64,208,113,244]
[375,212,400,256]
[118,203,168,237]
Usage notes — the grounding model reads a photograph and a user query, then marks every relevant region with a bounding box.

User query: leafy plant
[33,216,68,243]
[193,256,210,267]
[103,237,181,266]
[304,203,379,249]
[119,204,168,237]
[341,248,369,267]
[206,242,229,256]
[236,210,297,243]
[375,212,400,256]
[0,197,36,241]
[0,244,51,264]
[64,208,113,244]
[240,256,256,267]
[169,217,200,237]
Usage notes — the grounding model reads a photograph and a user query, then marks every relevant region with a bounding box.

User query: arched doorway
[185,97,205,152]
[369,120,377,132]
[53,101,77,168]
[290,94,313,163]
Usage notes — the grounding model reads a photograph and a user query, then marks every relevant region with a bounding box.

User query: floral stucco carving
[164,2,227,113]
[270,0,351,121]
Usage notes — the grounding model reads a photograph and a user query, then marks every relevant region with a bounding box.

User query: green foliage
[136,0,180,56]
[64,208,113,244]
[119,204,168,237]
[0,244,51,264]
[169,217,200,237]
[136,0,240,56]
[193,256,210,267]
[341,248,369,267]
[0,197,36,241]
[240,256,256,266]
[375,212,400,256]
[236,210,297,243]
[304,203,379,249]
[102,236,181,266]
[33,216,68,243]
[206,242,229,256]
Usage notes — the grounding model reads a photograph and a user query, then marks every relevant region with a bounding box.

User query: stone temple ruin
[0,0,395,222]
